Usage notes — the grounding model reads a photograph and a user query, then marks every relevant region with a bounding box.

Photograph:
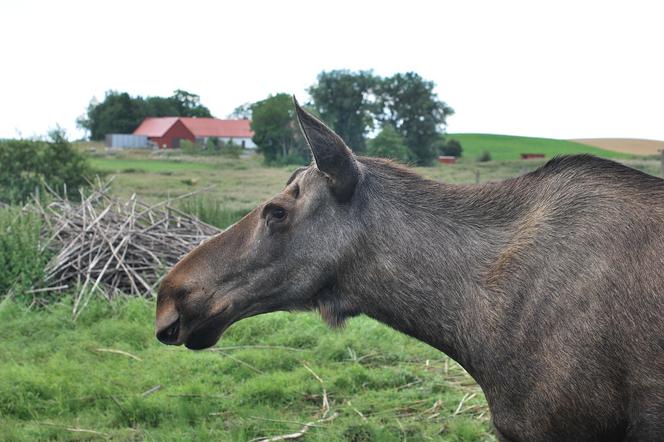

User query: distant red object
[437,156,457,164]
[133,117,254,149]
[521,153,545,160]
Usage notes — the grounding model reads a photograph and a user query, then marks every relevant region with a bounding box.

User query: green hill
[447,133,630,161]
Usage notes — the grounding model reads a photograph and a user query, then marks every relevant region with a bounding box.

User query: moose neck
[334,159,528,380]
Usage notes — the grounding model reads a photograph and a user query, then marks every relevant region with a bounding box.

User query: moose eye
[271,207,286,220]
[263,203,288,228]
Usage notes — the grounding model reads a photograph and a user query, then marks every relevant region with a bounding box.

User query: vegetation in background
[448,133,631,161]
[228,102,253,120]
[179,196,252,229]
[0,208,48,299]
[180,139,244,158]
[308,70,454,165]
[376,72,454,165]
[0,130,93,204]
[366,124,410,162]
[308,70,378,153]
[477,151,492,162]
[251,93,309,165]
[439,139,463,158]
[77,89,212,140]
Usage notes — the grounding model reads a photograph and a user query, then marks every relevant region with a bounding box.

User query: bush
[180,139,201,155]
[0,208,48,299]
[367,125,410,162]
[0,130,93,204]
[439,138,463,157]
[477,151,492,162]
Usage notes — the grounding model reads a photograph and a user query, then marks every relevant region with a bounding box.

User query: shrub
[0,208,48,299]
[439,138,463,157]
[477,151,492,162]
[367,125,410,162]
[0,130,93,204]
[220,140,244,159]
[180,139,201,155]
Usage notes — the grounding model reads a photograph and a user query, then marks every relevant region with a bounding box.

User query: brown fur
[156,102,664,442]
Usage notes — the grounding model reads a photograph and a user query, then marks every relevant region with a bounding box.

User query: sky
[1,0,663,140]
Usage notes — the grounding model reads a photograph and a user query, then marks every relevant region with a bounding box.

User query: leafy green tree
[250,94,308,165]
[78,90,212,140]
[229,102,252,119]
[308,70,378,152]
[0,130,93,204]
[78,91,144,140]
[142,96,180,117]
[171,89,212,118]
[376,73,454,165]
[367,125,410,162]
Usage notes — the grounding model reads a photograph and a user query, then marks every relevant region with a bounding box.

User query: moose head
[156,98,367,349]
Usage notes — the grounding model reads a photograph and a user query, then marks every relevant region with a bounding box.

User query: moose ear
[293,96,359,202]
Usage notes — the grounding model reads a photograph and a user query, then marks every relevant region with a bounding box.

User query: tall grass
[179,196,252,229]
[0,208,49,300]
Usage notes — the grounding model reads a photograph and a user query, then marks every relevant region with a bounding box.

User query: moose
[156,99,664,441]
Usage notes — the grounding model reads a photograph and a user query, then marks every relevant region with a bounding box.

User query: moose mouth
[183,305,233,350]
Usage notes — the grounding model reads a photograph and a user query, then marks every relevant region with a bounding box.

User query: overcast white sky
[1,0,663,140]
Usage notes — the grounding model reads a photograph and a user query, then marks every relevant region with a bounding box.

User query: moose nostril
[156,317,181,344]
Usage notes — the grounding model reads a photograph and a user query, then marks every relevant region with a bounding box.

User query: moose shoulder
[156,99,664,442]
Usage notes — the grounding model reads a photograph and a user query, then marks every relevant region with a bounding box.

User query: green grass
[0,297,493,441]
[91,158,216,173]
[447,133,632,161]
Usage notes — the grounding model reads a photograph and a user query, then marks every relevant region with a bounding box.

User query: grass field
[2,146,662,441]
[446,133,632,161]
[0,297,491,441]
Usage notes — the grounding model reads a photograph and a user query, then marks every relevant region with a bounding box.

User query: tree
[142,96,180,117]
[77,91,144,140]
[376,73,454,165]
[366,124,410,162]
[171,89,212,118]
[228,102,252,119]
[308,70,378,152]
[250,94,308,164]
[78,90,212,140]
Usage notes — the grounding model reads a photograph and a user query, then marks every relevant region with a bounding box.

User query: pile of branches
[33,181,220,317]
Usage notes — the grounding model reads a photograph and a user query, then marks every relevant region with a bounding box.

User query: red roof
[133,117,253,138]
[180,118,253,138]
[133,117,180,137]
